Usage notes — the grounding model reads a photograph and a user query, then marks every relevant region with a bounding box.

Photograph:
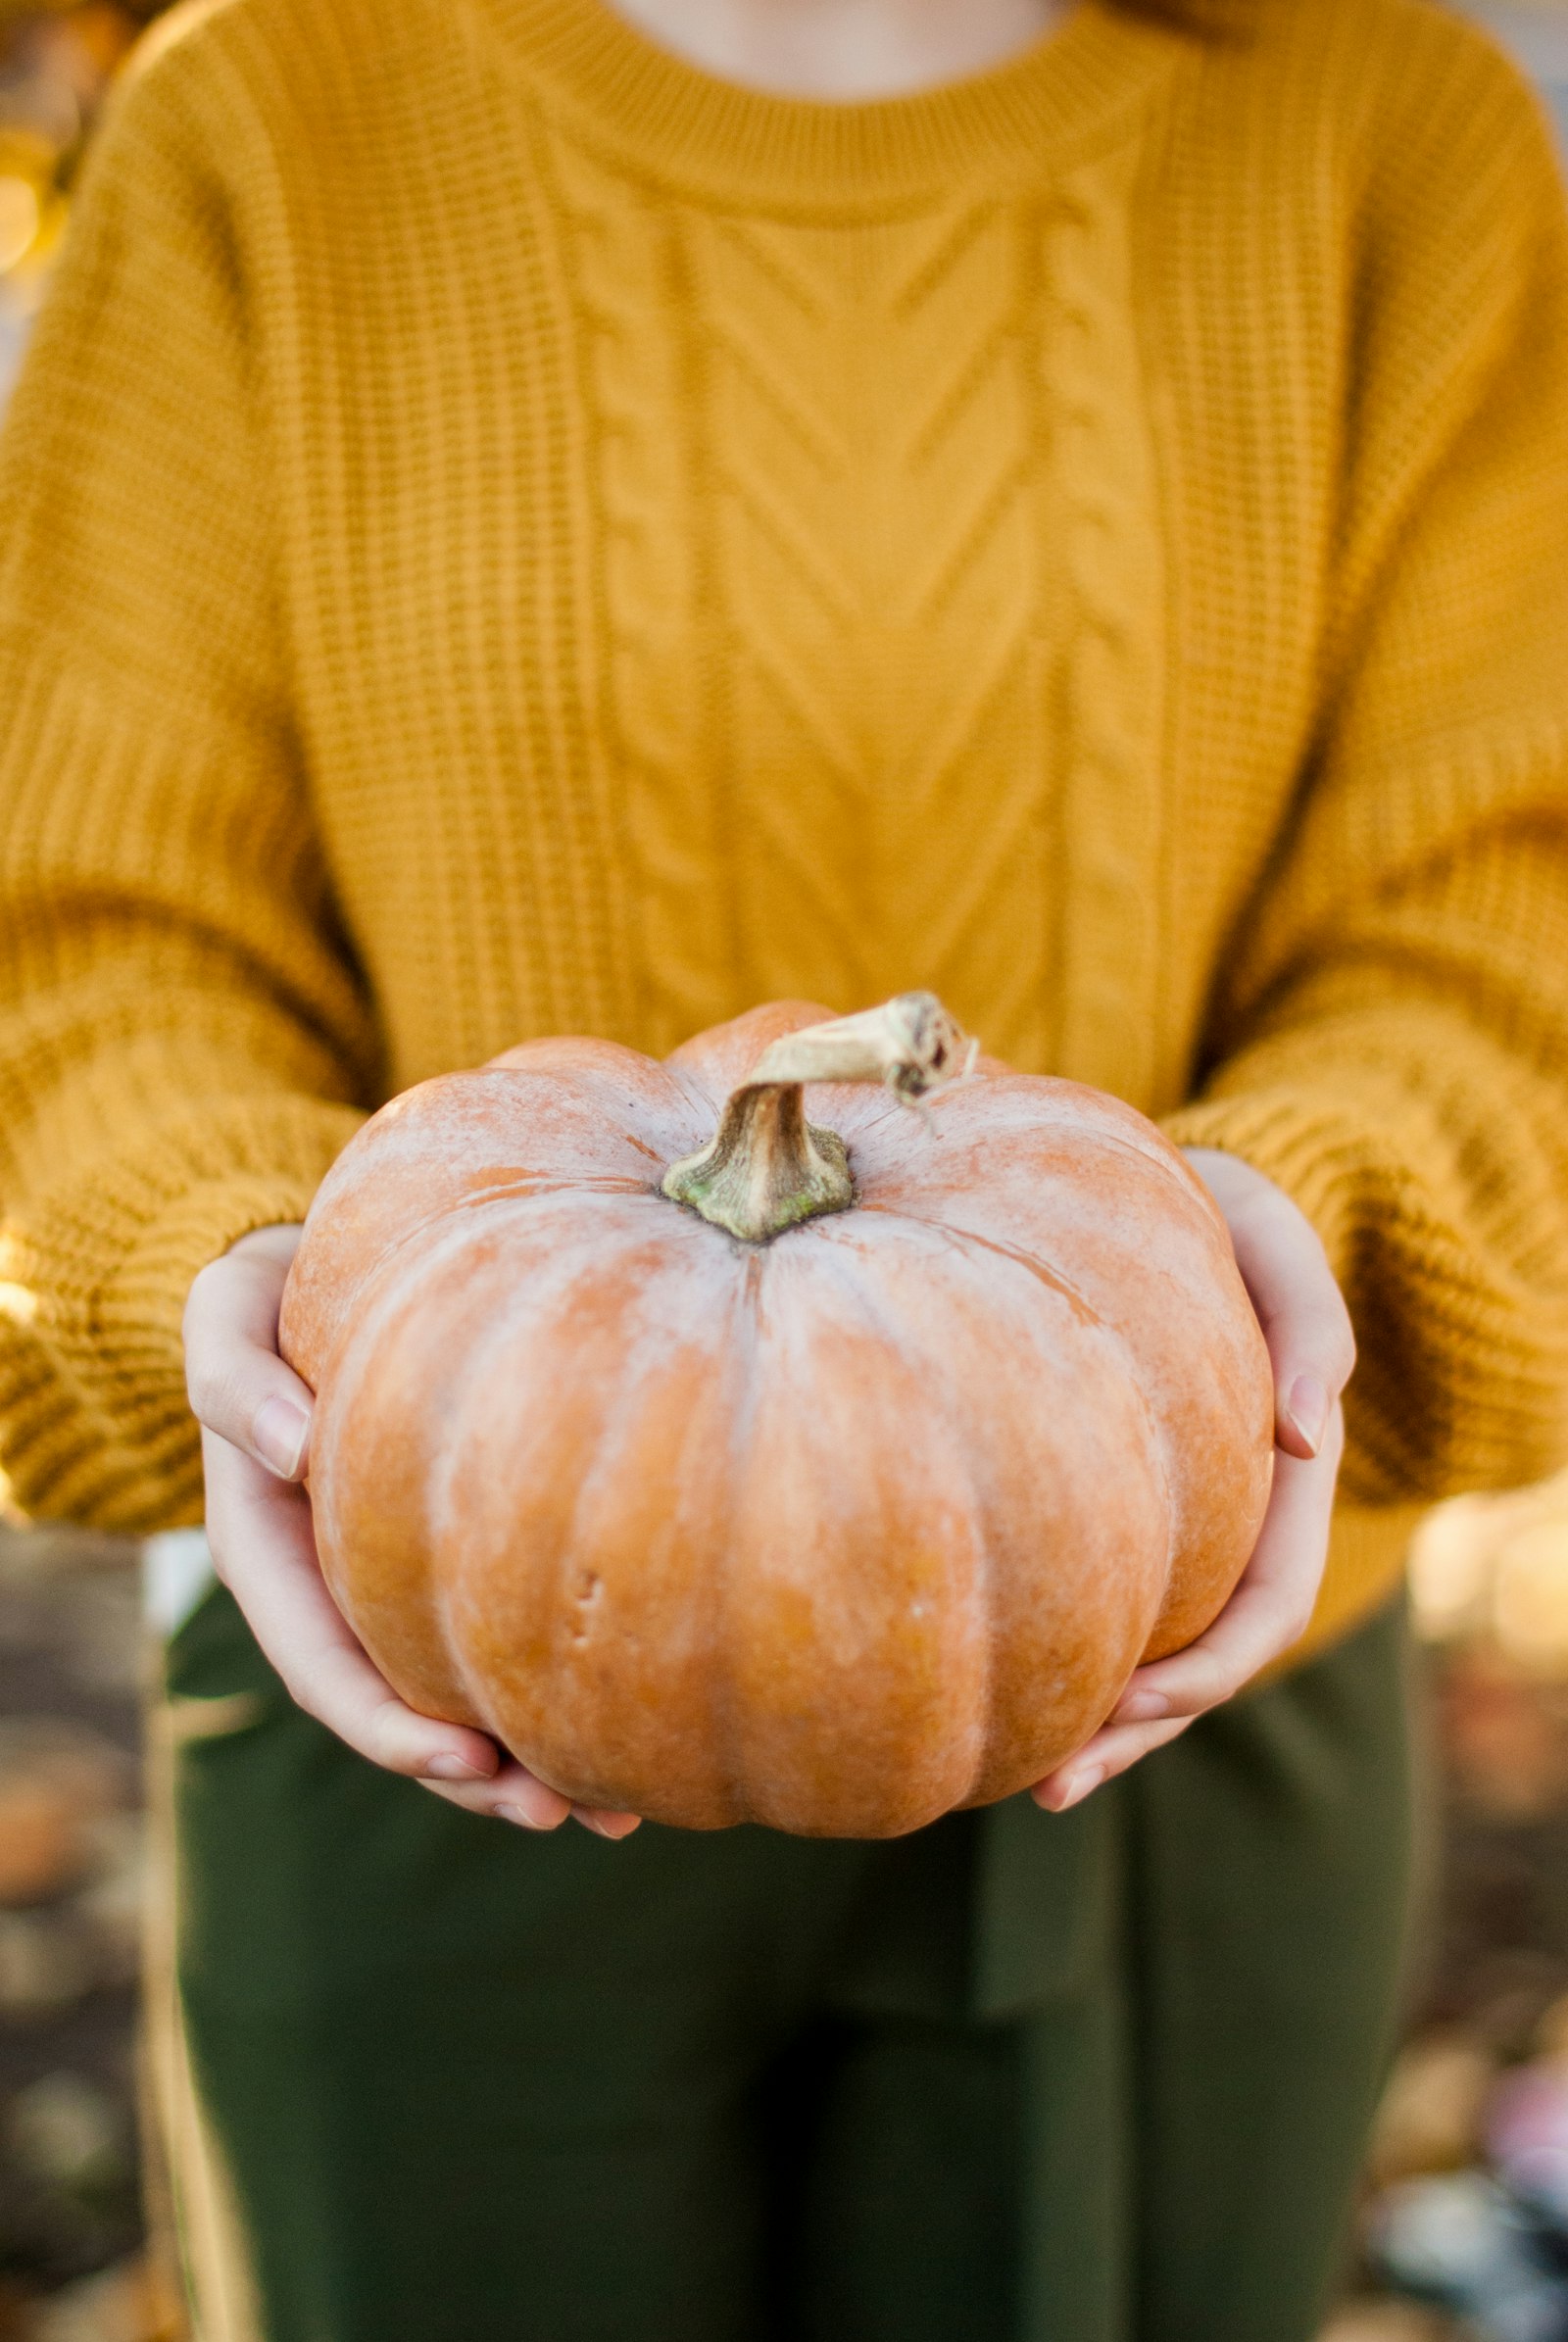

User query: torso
[164,0,1435,1100]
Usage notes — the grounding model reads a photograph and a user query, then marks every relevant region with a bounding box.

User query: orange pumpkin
[279,995,1273,1838]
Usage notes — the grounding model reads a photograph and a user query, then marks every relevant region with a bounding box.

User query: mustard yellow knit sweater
[1,0,1567,1659]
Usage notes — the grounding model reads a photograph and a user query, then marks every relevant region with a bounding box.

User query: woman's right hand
[183,1225,640,1838]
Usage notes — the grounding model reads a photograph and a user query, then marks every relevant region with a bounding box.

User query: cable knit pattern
[1,0,1567,1668]
[1042,145,1166,1105]
[545,135,1085,1065]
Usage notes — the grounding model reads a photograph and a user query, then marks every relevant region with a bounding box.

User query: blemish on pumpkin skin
[570,1570,604,1641]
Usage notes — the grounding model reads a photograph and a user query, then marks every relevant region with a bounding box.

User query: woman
[1,0,1566,2333]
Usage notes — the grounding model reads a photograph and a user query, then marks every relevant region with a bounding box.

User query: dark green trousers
[164,1588,1417,2342]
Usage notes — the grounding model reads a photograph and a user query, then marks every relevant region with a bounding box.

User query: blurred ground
[0,1520,181,2342]
[1314,1480,1568,2342]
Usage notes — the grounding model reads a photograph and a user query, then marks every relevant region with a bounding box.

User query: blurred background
[3,2,1568,2338]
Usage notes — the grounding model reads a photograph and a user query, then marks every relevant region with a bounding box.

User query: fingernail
[495,1801,551,1831]
[1060,1765,1105,1810]
[253,1395,310,1479]
[424,1752,489,1783]
[1117,1689,1168,1723]
[1284,1374,1329,1456]
[576,1813,639,1841]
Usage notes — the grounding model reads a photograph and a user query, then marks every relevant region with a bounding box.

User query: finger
[416,1767,639,1836]
[225,1223,308,1267]
[1033,1712,1193,1812]
[1034,1405,1344,1811]
[416,1767,641,1840]
[185,1244,316,1481]
[204,1432,572,1827]
[1223,1190,1355,1461]
[1107,1405,1344,1727]
[569,1805,642,1840]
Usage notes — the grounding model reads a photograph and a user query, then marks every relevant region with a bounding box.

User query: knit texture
[1,0,1566,1660]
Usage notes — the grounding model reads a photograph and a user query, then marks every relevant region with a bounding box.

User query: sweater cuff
[0,1097,363,1531]
[1163,1077,1568,1504]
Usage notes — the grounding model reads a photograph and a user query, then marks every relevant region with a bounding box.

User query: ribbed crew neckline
[467,0,1184,207]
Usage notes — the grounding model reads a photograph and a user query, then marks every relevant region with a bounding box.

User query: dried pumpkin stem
[662,991,974,1243]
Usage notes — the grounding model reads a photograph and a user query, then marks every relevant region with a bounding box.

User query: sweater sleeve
[1164,39,1568,1510]
[0,45,376,1531]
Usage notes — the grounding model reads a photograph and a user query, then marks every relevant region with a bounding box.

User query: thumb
[1186,1150,1355,1461]
[184,1231,315,1481]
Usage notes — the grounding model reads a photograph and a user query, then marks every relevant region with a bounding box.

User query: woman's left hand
[1032,1148,1356,1814]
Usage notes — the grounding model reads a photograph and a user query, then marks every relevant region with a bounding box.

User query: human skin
[600,0,1072,99]
[182,1150,1352,1835]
